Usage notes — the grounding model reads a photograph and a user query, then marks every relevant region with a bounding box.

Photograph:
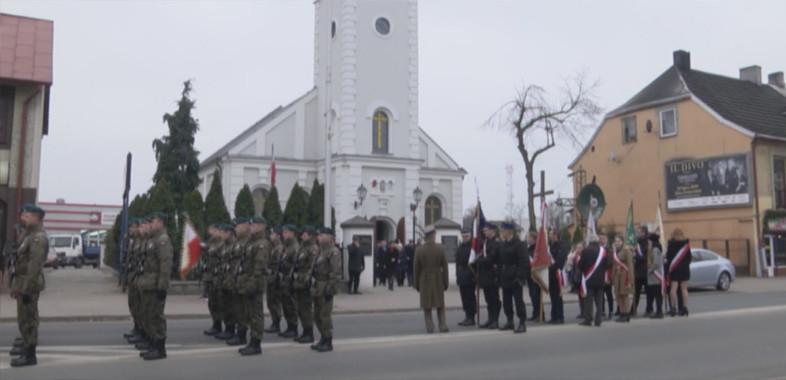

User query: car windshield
[50,237,72,248]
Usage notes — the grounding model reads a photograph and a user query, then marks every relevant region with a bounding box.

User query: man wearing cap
[9,204,48,367]
[202,223,224,336]
[128,218,151,348]
[278,224,300,338]
[311,227,342,352]
[498,222,529,334]
[291,225,318,344]
[237,217,270,356]
[413,226,450,333]
[213,224,235,339]
[264,226,284,333]
[475,222,501,329]
[346,236,364,294]
[122,219,142,340]
[137,211,173,360]
[455,228,476,326]
[226,217,253,347]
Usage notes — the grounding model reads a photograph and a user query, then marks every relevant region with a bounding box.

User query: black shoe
[279,324,298,339]
[135,340,151,351]
[499,321,514,331]
[527,315,539,322]
[579,320,592,327]
[668,309,677,317]
[650,312,664,319]
[12,339,23,348]
[354,291,362,295]
[226,330,248,346]
[124,325,140,338]
[457,317,475,326]
[317,338,333,352]
[606,313,613,321]
[239,338,262,356]
[295,328,314,344]
[615,315,630,323]
[204,320,222,336]
[478,320,492,328]
[142,340,167,361]
[548,319,564,325]
[10,346,36,367]
[264,320,281,334]
[594,321,602,327]
[215,324,236,340]
[514,322,527,334]
[9,345,24,356]
[311,337,326,351]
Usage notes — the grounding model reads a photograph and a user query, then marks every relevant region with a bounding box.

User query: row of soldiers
[131,217,342,355]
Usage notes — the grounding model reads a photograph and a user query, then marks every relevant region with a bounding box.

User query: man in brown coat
[612,235,635,323]
[413,227,449,333]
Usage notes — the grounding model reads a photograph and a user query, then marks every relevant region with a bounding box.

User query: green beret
[210,222,222,229]
[233,217,251,225]
[283,224,298,233]
[20,204,45,218]
[220,223,235,232]
[271,226,283,235]
[130,218,141,226]
[251,216,268,224]
[149,211,168,221]
[301,225,316,234]
[318,227,334,235]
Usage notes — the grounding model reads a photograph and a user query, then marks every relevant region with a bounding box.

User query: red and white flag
[180,218,203,279]
[270,144,277,187]
[531,201,553,292]
[467,201,486,265]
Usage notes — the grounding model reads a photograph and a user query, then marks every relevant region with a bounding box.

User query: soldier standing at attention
[202,223,224,336]
[476,222,501,329]
[311,227,342,352]
[278,225,301,338]
[237,217,270,356]
[498,222,529,334]
[226,218,253,347]
[455,228,476,326]
[138,212,173,361]
[128,218,151,348]
[216,221,242,340]
[123,219,141,340]
[413,227,450,334]
[214,224,235,340]
[264,226,284,334]
[9,204,48,367]
[292,226,319,344]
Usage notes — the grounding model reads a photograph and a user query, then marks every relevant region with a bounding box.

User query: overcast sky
[3,0,785,221]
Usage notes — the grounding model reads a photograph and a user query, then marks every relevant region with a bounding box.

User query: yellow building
[569,50,786,277]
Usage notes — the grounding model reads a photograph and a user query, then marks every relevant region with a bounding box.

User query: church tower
[314,0,420,159]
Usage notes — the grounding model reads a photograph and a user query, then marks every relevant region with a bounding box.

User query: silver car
[688,248,736,291]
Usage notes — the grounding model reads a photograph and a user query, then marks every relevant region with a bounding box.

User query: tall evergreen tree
[283,183,308,226]
[262,186,283,228]
[182,189,205,237]
[204,169,231,225]
[148,181,179,278]
[151,80,201,208]
[234,184,255,219]
[305,179,324,226]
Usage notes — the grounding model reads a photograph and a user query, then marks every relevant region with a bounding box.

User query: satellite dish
[577,184,606,220]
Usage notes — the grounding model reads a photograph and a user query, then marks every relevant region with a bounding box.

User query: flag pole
[474,177,481,326]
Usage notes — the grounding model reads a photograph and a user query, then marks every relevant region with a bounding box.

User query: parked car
[688,248,735,291]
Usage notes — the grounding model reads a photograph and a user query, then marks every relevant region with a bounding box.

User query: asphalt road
[1,289,785,379]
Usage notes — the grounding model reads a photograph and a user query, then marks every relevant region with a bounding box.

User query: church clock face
[375,17,390,36]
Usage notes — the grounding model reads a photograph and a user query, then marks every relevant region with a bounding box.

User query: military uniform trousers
[266,283,282,323]
[219,289,235,326]
[17,292,41,347]
[231,292,245,330]
[241,293,265,340]
[295,289,313,329]
[127,284,140,326]
[280,287,299,325]
[140,290,167,341]
[206,281,222,322]
[313,296,334,338]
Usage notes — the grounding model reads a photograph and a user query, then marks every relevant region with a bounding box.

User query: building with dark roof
[569,50,786,277]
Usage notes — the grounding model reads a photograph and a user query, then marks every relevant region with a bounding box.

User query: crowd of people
[372,239,415,290]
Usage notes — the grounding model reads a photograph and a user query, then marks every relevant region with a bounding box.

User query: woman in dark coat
[665,228,692,317]
[386,242,399,290]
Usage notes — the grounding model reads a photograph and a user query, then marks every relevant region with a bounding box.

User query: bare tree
[486,71,601,231]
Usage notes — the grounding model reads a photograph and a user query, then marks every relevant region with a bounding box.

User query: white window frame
[659,107,678,138]
[622,116,637,144]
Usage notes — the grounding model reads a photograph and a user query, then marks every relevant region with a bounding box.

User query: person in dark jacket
[475,222,501,329]
[666,228,692,317]
[578,233,611,327]
[547,229,567,324]
[396,243,409,286]
[374,241,387,287]
[598,234,614,320]
[405,241,415,286]
[498,223,529,334]
[525,231,542,322]
[346,237,364,294]
[455,229,476,326]
[385,242,399,291]
[631,226,650,316]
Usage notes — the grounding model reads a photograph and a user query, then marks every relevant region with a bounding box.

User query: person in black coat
[666,228,692,317]
[385,242,399,291]
[475,222,501,329]
[346,237,364,294]
[578,234,611,327]
[374,241,387,287]
[525,231,542,322]
[547,229,567,324]
[498,223,529,334]
[405,241,415,286]
[455,229,476,326]
[632,226,650,316]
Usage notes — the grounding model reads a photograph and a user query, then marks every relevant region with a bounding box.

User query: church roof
[433,218,461,229]
[340,216,375,228]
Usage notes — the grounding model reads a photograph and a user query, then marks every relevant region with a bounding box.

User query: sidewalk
[1,265,783,323]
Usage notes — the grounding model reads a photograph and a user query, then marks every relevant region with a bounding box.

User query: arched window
[424,195,442,226]
[372,110,389,154]
[252,187,269,217]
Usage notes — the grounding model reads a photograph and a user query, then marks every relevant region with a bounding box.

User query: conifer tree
[283,183,308,226]
[262,186,283,228]
[234,184,255,219]
[305,179,324,226]
[204,169,231,225]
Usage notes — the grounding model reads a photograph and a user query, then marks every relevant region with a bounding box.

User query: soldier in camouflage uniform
[264,226,284,333]
[224,218,252,346]
[215,223,238,340]
[9,204,49,367]
[123,219,141,340]
[277,224,300,338]
[202,223,224,336]
[310,227,342,352]
[137,212,173,361]
[292,225,319,344]
[128,218,151,347]
[237,217,270,356]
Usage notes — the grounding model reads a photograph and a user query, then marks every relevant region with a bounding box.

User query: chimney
[740,65,762,84]
[673,50,691,71]
[769,71,785,89]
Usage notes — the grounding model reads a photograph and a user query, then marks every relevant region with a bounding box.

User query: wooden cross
[533,170,554,204]
[373,112,387,149]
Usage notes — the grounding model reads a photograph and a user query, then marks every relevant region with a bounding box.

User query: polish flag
[180,218,203,279]
[531,201,553,292]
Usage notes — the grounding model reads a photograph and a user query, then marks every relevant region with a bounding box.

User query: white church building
[198,0,465,250]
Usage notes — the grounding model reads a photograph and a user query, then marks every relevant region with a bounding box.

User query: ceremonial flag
[625,201,637,247]
[468,200,486,264]
[585,198,597,244]
[653,202,667,295]
[180,218,203,279]
[270,144,277,187]
[531,201,553,292]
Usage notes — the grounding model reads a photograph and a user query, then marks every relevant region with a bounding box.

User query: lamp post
[410,186,423,244]
[354,184,367,210]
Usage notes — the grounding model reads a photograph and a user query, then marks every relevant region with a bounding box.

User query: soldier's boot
[458,313,474,326]
[226,328,248,346]
[310,336,326,350]
[264,319,281,334]
[279,323,298,339]
[317,338,333,353]
[437,308,449,333]
[239,338,262,356]
[499,318,514,331]
[215,324,235,340]
[10,345,37,367]
[514,319,527,334]
[135,339,152,351]
[203,320,222,336]
[124,324,140,338]
[295,327,314,344]
[142,339,167,361]
[127,330,146,344]
[13,337,23,347]
[9,345,25,356]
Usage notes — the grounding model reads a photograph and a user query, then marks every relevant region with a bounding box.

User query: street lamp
[354,184,367,210]
[410,186,423,243]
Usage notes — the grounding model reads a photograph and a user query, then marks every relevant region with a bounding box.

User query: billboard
[664,153,751,211]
